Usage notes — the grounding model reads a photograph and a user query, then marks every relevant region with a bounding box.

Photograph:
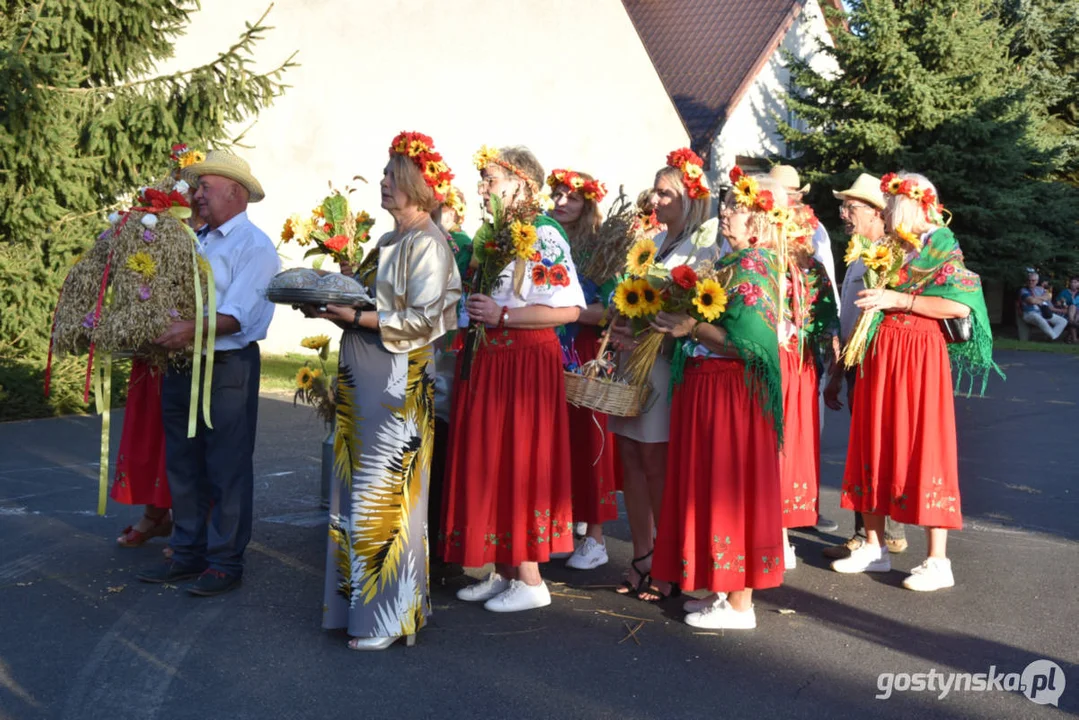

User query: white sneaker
[566,537,609,570]
[683,593,724,613]
[456,572,509,602]
[831,543,891,574]
[902,558,955,592]
[685,597,756,630]
[483,579,551,613]
[784,543,797,571]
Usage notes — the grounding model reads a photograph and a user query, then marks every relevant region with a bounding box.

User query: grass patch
[261,351,338,392]
[993,337,1079,356]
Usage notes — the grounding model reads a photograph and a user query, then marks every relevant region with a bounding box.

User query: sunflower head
[613,278,647,318]
[626,237,657,276]
[863,245,894,271]
[895,225,922,251]
[844,237,861,265]
[692,278,728,321]
[639,281,664,317]
[295,366,315,391]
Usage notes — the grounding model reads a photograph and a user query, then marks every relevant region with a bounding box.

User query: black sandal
[615,550,653,597]
[637,576,682,604]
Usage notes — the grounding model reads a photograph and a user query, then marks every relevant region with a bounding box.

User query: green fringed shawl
[858,227,1003,395]
[801,258,839,351]
[672,247,784,442]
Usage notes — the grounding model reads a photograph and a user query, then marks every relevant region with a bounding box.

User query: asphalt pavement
[0,349,1076,720]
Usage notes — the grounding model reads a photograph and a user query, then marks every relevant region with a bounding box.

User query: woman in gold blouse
[306,132,461,650]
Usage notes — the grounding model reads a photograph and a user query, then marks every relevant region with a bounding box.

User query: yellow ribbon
[92,353,112,516]
[184,225,216,438]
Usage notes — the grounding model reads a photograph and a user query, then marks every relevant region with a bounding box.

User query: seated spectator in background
[1055,276,1079,342]
[1019,270,1068,340]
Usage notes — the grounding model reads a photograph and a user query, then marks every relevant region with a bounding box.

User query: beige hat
[181,150,265,203]
[769,165,810,194]
[832,173,885,211]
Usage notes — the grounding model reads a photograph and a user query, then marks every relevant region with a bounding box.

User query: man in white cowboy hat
[138,149,279,596]
[820,172,907,559]
[769,164,841,534]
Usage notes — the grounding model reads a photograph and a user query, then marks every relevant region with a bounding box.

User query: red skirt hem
[652,358,784,593]
[779,344,819,528]
[566,325,619,525]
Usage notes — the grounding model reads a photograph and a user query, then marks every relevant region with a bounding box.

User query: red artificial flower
[532,265,549,286]
[324,235,349,252]
[922,188,937,207]
[666,147,703,170]
[880,173,897,193]
[548,264,570,287]
[687,182,709,200]
[671,264,698,289]
[898,179,915,196]
[729,166,744,184]
[167,190,190,208]
[756,190,775,212]
[322,222,333,233]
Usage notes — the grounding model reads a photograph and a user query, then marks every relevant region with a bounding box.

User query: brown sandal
[117,511,173,547]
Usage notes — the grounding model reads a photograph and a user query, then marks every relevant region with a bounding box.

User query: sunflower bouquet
[293,334,336,425]
[840,231,914,367]
[280,181,375,267]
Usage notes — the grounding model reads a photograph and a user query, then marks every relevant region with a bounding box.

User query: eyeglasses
[840,202,873,215]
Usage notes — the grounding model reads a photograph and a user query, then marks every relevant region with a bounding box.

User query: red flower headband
[729,166,774,213]
[390,131,454,202]
[880,172,943,221]
[546,169,607,203]
[666,148,710,199]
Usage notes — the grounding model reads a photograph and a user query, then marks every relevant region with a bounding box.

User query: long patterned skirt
[651,358,784,593]
[841,312,962,528]
[322,329,434,639]
[778,344,819,528]
[439,328,575,566]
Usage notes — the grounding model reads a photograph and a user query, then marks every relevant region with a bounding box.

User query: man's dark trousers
[162,343,261,575]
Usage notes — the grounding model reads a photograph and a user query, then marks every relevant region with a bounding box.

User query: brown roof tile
[622,0,804,152]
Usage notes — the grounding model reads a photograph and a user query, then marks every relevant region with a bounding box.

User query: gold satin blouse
[362,221,461,354]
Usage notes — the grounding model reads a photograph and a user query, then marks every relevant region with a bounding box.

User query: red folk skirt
[110,358,171,507]
[651,358,784,593]
[841,312,962,528]
[779,343,820,528]
[566,325,619,525]
[440,328,575,566]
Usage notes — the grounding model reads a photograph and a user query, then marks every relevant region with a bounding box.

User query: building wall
[709,0,838,181]
[164,0,689,353]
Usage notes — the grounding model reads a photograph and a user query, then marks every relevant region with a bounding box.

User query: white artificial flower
[107,212,121,224]
[141,214,158,228]
[173,179,190,195]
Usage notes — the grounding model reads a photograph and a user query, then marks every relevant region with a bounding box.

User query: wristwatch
[497,306,510,329]
[351,308,362,329]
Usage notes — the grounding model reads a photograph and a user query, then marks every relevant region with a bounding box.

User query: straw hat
[181,150,265,203]
[769,165,810,194]
[832,173,885,211]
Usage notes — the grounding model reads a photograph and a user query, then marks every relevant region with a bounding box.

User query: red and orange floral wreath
[390,131,454,201]
[545,169,608,203]
[880,172,945,220]
[667,147,710,199]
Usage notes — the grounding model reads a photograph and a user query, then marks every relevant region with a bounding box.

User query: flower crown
[880,172,945,223]
[473,145,540,193]
[443,186,466,221]
[666,148,710,199]
[729,166,775,213]
[390,131,454,202]
[170,143,204,170]
[546,169,608,203]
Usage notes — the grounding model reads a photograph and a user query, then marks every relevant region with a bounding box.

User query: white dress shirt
[813,224,839,305]
[197,211,280,351]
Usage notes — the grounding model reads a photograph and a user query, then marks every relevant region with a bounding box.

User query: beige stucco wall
[164,0,689,353]
[710,0,838,180]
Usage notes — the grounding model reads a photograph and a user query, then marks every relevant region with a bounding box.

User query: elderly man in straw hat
[820,173,908,559]
[136,150,280,596]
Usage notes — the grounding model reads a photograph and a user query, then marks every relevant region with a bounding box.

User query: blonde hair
[558,171,603,246]
[655,165,711,237]
[885,171,937,235]
[440,184,467,232]
[389,154,439,212]
[721,176,789,249]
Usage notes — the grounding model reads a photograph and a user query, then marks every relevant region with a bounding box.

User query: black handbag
[939,315,972,343]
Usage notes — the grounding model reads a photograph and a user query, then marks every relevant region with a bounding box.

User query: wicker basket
[563,323,650,417]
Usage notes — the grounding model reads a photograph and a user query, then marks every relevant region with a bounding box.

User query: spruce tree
[0,1,294,419]
[777,0,1079,283]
